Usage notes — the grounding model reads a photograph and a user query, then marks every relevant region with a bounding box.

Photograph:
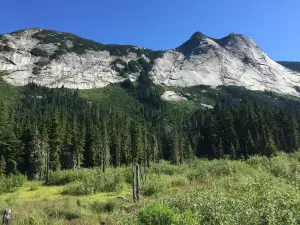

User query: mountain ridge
[0,28,300,97]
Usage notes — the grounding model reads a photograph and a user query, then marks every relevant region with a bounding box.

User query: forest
[1,71,300,179]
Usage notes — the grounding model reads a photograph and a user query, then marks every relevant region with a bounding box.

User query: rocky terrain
[1,29,300,96]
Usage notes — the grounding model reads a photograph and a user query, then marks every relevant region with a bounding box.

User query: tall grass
[48,168,125,195]
[2,152,300,224]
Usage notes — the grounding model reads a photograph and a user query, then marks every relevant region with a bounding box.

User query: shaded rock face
[1,29,300,97]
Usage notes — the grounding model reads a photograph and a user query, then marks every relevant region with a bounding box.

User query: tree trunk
[132,167,136,203]
[135,163,140,202]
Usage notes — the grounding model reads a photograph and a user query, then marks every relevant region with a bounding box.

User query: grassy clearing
[0,152,300,224]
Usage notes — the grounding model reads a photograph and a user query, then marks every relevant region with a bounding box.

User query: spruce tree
[48,112,61,171]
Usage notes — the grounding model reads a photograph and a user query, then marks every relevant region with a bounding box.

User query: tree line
[0,81,300,180]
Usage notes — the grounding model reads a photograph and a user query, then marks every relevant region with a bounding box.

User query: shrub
[149,161,180,176]
[139,203,196,225]
[56,168,124,195]
[142,174,172,196]
[0,174,25,194]
[91,200,119,213]
[170,175,189,187]
[28,186,38,191]
[47,209,82,220]
[62,181,94,195]
[139,203,176,225]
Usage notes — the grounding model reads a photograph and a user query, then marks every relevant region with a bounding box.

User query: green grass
[0,153,299,224]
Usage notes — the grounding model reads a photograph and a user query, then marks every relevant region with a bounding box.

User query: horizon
[1,0,299,61]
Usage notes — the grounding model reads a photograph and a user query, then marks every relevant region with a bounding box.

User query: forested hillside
[1,70,300,179]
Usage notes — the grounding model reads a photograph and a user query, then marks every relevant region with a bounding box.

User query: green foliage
[49,168,124,195]
[141,174,172,196]
[30,48,49,57]
[91,200,119,213]
[28,186,39,191]
[47,208,82,220]
[139,203,176,225]
[31,29,165,60]
[0,174,25,194]
[139,203,197,225]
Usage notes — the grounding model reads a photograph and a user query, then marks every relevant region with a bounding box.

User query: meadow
[0,152,300,225]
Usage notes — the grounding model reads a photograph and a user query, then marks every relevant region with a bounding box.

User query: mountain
[1,28,300,97]
[277,61,300,73]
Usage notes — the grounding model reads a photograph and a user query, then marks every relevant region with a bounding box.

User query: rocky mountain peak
[190,31,207,40]
[0,28,300,97]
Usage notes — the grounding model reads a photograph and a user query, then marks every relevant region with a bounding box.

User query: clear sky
[1,0,299,61]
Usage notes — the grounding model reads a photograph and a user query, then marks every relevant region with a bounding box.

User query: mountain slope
[1,29,300,97]
[152,32,300,96]
[0,29,162,89]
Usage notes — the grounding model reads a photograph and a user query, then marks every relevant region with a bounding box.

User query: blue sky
[1,0,299,61]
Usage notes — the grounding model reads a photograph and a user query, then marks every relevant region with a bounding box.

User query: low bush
[139,203,196,225]
[47,208,82,220]
[0,174,25,194]
[59,169,124,195]
[28,186,39,191]
[91,200,119,213]
[142,174,172,196]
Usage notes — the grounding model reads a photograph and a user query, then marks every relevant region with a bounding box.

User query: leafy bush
[142,174,172,196]
[55,168,124,195]
[28,186,38,191]
[149,161,182,176]
[139,203,196,225]
[62,181,94,195]
[139,203,176,225]
[170,175,189,187]
[47,168,96,185]
[0,174,25,194]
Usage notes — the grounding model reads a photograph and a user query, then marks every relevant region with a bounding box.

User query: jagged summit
[190,31,207,39]
[0,28,300,97]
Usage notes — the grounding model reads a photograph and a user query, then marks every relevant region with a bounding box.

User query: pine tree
[217,139,224,159]
[130,122,142,164]
[28,127,44,180]
[184,137,194,161]
[264,128,278,157]
[150,134,159,163]
[48,112,61,171]
[170,131,180,165]
[84,122,96,167]
[0,156,6,176]
[120,119,131,165]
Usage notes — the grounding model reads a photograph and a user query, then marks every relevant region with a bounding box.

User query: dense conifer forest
[1,71,300,180]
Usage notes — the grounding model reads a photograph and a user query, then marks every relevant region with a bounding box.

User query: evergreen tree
[48,112,61,171]
[130,122,142,164]
[170,131,180,165]
[0,156,6,176]
[28,127,44,180]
